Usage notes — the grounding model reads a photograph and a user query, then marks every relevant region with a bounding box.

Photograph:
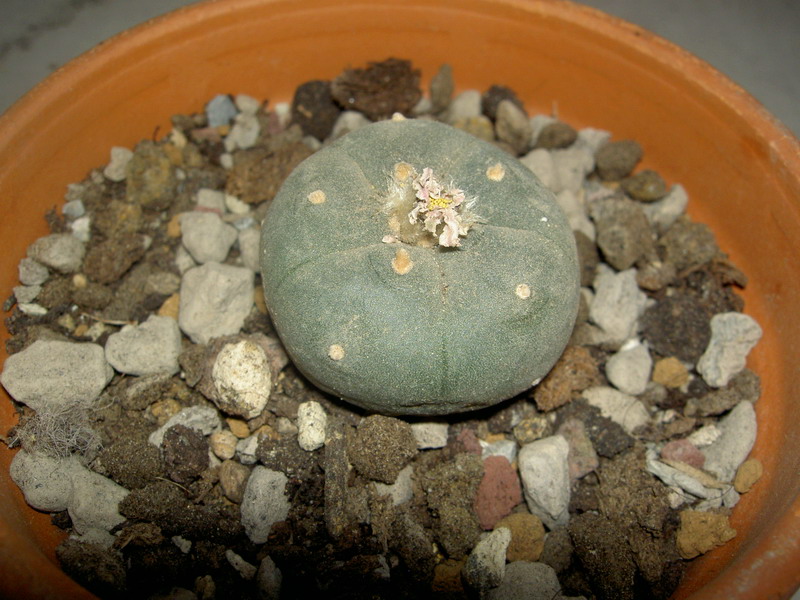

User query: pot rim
[0,2,798,600]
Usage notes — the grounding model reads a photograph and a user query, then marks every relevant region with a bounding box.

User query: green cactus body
[260,118,579,415]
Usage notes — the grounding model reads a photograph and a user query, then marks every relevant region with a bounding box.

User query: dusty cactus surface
[260,118,579,415]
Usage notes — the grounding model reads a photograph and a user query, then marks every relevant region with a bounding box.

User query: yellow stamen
[427,196,452,210]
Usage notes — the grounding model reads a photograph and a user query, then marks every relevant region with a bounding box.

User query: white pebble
[605,339,652,395]
[69,216,92,242]
[518,435,570,529]
[235,94,261,114]
[226,549,257,580]
[196,188,226,212]
[13,285,40,304]
[551,146,594,194]
[331,111,371,139]
[556,189,595,241]
[241,466,290,544]
[206,94,238,127]
[576,127,611,154]
[238,227,261,272]
[520,148,558,192]
[104,315,182,376]
[226,111,261,151]
[410,422,449,449]
[0,340,112,412]
[226,193,250,215]
[687,424,722,448]
[582,386,650,434]
[103,146,134,182]
[697,312,762,388]
[642,184,688,234]
[374,464,414,506]
[10,451,75,512]
[178,263,254,345]
[62,199,86,219]
[236,435,260,465]
[212,340,272,419]
[445,90,482,123]
[481,439,518,464]
[148,405,222,447]
[462,527,512,592]
[296,401,327,451]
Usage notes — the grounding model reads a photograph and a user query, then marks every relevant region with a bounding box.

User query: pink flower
[408,168,471,247]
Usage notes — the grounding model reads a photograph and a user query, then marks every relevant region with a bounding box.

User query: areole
[0,1,798,598]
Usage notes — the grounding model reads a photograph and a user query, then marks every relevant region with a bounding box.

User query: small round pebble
[621,169,669,201]
[595,139,643,181]
[733,458,763,493]
[536,121,578,149]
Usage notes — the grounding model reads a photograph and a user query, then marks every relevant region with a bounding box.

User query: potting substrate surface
[1,59,764,599]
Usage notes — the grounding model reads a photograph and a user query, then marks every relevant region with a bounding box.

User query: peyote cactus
[260,117,579,415]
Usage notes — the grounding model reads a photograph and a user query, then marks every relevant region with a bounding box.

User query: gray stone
[27,233,85,273]
[703,401,757,482]
[495,99,532,154]
[234,94,261,114]
[589,197,655,270]
[238,226,261,272]
[582,386,650,434]
[179,262,254,344]
[697,312,762,388]
[196,188,226,212]
[103,146,134,182]
[296,400,327,451]
[241,466,290,544]
[256,556,283,600]
[487,561,562,600]
[236,435,260,465]
[462,527,512,592]
[605,340,653,395]
[68,467,129,535]
[529,115,557,145]
[10,451,75,512]
[13,284,40,304]
[104,315,182,376]
[69,216,91,243]
[180,212,239,264]
[62,199,86,219]
[1,340,113,412]
[18,257,49,286]
[148,405,222,447]
[226,111,261,151]
[212,339,272,419]
[518,436,571,529]
[206,94,238,127]
[589,267,648,345]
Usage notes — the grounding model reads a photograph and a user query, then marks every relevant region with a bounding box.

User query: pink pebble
[660,438,705,469]
[474,455,522,530]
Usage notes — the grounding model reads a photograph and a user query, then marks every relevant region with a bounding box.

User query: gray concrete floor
[0,0,797,137]
[0,0,798,597]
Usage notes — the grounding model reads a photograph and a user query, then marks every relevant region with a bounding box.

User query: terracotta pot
[0,0,798,598]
